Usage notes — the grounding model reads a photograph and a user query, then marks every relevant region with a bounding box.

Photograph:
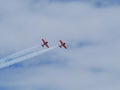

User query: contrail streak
[0,46,57,69]
[0,45,40,63]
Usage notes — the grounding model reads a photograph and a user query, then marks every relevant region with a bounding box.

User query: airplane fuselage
[59,43,65,47]
[42,42,48,47]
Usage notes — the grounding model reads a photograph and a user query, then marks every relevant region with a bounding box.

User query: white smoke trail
[0,45,40,63]
[0,46,57,69]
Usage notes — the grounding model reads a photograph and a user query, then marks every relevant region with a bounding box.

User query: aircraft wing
[63,45,67,49]
[42,39,46,43]
[45,44,49,48]
[60,40,64,44]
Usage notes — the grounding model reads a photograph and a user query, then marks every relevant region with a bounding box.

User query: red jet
[41,39,49,48]
[59,40,67,49]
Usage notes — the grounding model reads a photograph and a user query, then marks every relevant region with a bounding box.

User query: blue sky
[0,0,120,90]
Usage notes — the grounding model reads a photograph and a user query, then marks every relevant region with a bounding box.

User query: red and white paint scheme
[59,40,67,49]
[41,39,49,48]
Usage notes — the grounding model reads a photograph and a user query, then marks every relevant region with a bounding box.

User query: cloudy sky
[0,0,120,90]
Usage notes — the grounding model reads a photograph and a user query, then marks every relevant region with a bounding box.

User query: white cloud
[0,0,120,90]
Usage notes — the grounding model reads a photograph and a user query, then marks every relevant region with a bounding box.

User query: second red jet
[59,40,67,49]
